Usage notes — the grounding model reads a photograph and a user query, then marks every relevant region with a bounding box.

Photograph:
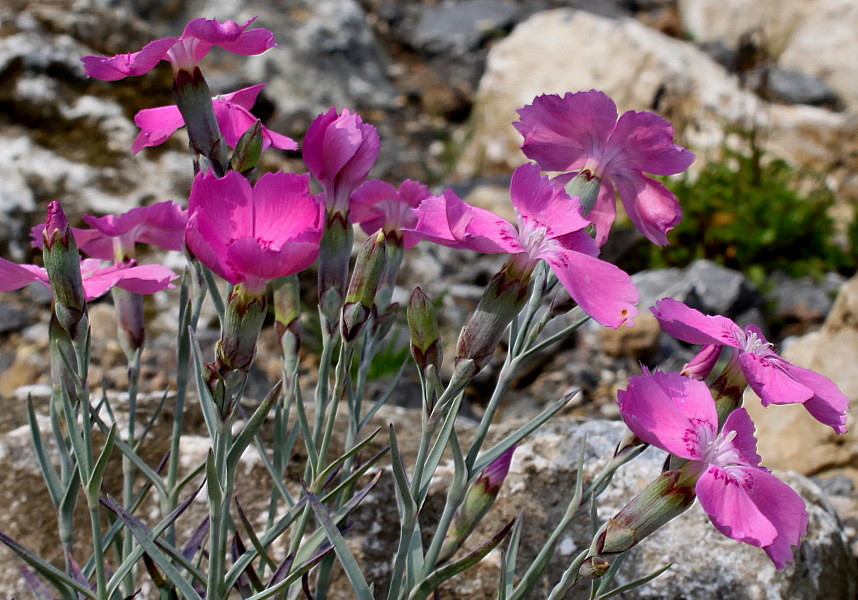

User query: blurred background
[0,1,857,596]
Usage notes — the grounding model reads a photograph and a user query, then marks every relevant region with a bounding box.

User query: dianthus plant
[0,14,847,600]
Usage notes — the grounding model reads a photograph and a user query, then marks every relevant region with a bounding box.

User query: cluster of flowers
[6,14,849,587]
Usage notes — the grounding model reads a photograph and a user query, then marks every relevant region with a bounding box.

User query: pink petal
[782,364,849,434]
[132,105,186,153]
[81,262,177,300]
[651,298,743,347]
[81,37,179,80]
[514,90,618,172]
[350,179,399,226]
[611,171,682,247]
[510,163,590,237]
[83,201,187,251]
[696,466,779,548]
[181,17,275,56]
[541,245,638,328]
[226,238,320,282]
[607,110,695,175]
[412,189,520,254]
[721,408,763,467]
[740,353,814,406]
[616,370,716,459]
[217,84,266,109]
[184,214,238,284]
[697,467,806,569]
[212,97,297,151]
[584,178,619,248]
[0,259,48,291]
[250,172,323,244]
[302,107,338,180]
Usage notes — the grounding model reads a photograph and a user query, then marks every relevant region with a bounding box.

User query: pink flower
[514,90,695,246]
[412,163,638,328]
[302,107,380,214]
[350,179,431,248]
[651,297,848,434]
[131,84,296,154]
[81,17,275,80]
[0,257,177,300]
[185,170,324,293]
[618,370,807,569]
[31,201,188,260]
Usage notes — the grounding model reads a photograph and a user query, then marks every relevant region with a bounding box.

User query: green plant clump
[625,142,853,285]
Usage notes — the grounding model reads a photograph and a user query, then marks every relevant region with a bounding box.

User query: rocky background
[1,0,858,598]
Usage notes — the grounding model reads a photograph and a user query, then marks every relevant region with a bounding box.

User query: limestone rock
[678,0,812,57]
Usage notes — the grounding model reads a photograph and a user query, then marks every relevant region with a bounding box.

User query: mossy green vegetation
[620,139,854,286]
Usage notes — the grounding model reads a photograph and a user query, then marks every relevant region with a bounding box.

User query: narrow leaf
[87,423,117,497]
[303,487,374,600]
[472,393,575,474]
[100,496,204,600]
[0,531,94,599]
[409,518,516,600]
[594,563,671,600]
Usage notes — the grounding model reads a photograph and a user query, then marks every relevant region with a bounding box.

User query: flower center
[737,328,773,356]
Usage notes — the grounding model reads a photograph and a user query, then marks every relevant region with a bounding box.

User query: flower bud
[589,468,697,561]
[407,287,442,372]
[173,66,228,176]
[438,446,516,562]
[578,556,611,580]
[42,202,87,334]
[564,170,601,216]
[681,343,721,381]
[113,287,145,356]
[272,274,301,344]
[216,283,267,372]
[341,230,387,341]
[318,211,354,330]
[230,119,264,175]
[455,262,529,372]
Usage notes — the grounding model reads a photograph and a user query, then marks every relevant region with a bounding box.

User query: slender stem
[87,498,108,600]
[464,355,517,471]
[120,348,141,598]
[545,549,589,600]
[164,284,205,544]
[207,422,232,600]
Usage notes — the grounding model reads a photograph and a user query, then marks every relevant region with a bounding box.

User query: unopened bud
[113,286,145,356]
[681,344,721,381]
[592,468,697,558]
[438,446,516,562]
[230,120,263,174]
[408,287,442,371]
[272,274,301,342]
[173,66,228,176]
[548,287,577,318]
[318,211,354,329]
[42,202,87,333]
[216,283,267,372]
[578,556,611,579]
[456,262,529,372]
[564,170,601,216]
[341,231,387,341]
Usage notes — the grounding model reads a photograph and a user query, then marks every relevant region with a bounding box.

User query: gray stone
[411,0,518,55]
[761,67,842,108]
[683,258,759,316]
[766,272,845,327]
[227,0,399,125]
[0,303,28,334]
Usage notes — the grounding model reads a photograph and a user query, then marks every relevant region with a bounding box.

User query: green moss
[620,133,854,286]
